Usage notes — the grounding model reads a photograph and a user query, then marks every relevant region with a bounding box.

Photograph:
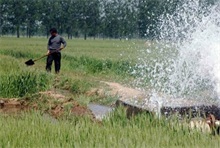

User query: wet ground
[88,104,113,120]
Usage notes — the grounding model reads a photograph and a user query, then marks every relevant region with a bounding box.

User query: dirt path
[103,82,146,100]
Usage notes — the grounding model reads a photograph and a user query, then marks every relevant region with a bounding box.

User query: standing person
[46,28,67,74]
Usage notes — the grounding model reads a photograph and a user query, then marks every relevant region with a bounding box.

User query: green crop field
[0,37,220,147]
[0,37,141,97]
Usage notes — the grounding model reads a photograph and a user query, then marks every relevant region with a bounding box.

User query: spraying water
[134,0,220,102]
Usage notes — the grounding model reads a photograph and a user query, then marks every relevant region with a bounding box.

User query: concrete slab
[117,98,220,120]
[104,81,220,119]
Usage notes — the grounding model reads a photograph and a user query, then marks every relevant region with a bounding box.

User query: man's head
[50,28,57,36]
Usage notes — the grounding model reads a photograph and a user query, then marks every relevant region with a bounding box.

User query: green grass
[65,55,133,75]
[0,70,50,98]
[0,109,219,147]
[0,37,140,81]
[0,37,140,61]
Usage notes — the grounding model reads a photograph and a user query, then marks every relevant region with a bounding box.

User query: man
[46,28,67,74]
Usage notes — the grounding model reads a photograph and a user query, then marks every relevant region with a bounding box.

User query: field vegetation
[0,37,220,147]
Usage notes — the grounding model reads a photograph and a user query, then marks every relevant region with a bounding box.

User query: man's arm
[59,37,67,51]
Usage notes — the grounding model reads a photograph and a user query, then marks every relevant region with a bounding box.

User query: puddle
[88,104,113,120]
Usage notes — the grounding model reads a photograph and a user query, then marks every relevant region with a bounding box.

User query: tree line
[0,0,217,39]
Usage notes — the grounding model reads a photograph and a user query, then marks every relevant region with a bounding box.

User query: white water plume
[135,0,220,101]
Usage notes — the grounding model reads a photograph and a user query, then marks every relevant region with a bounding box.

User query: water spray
[135,0,220,102]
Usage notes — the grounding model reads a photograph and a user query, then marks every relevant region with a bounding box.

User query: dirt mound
[0,99,28,114]
[50,102,93,118]
[0,90,93,118]
[72,103,91,116]
[39,91,66,101]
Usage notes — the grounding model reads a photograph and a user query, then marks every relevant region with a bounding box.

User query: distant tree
[24,0,40,38]
[61,0,77,39]
[0,0,26,38]
[101,0,124,38]
[2,0,216,39]
[137,0,163,38]
[39,0,63,38]
[0,0,10,35]
[12,0,26,38]
[0,0,3,36]
[76,0,101,40]
[119,0,139,39]
[87,0,101,39]
[101,0,138,39]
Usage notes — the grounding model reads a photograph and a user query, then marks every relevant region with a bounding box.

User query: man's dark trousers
[46,52,61,73]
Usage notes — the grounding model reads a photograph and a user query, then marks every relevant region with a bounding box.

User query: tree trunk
[84,33,87,40]
[26,27,29,38]
[46,28,49,38]
[16,25,20,38]
[29,31,31,38]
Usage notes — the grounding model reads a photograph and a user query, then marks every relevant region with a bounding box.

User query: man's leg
[46,54,54,72]
[54,52,61,74]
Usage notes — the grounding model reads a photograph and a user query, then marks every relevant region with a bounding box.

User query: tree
[137,0,162,38]
[3,0,215,39]
[117,0,139,39]
[87,0,101,39]
[76,0,101,40]
[101,0,122,38]
[39,0,62,37]
[24,0,40,38]
[0,0,3,36]
[61,0,77,39]
[10,0,26,38]
[101,0,138,39]
[0,0,25,37]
